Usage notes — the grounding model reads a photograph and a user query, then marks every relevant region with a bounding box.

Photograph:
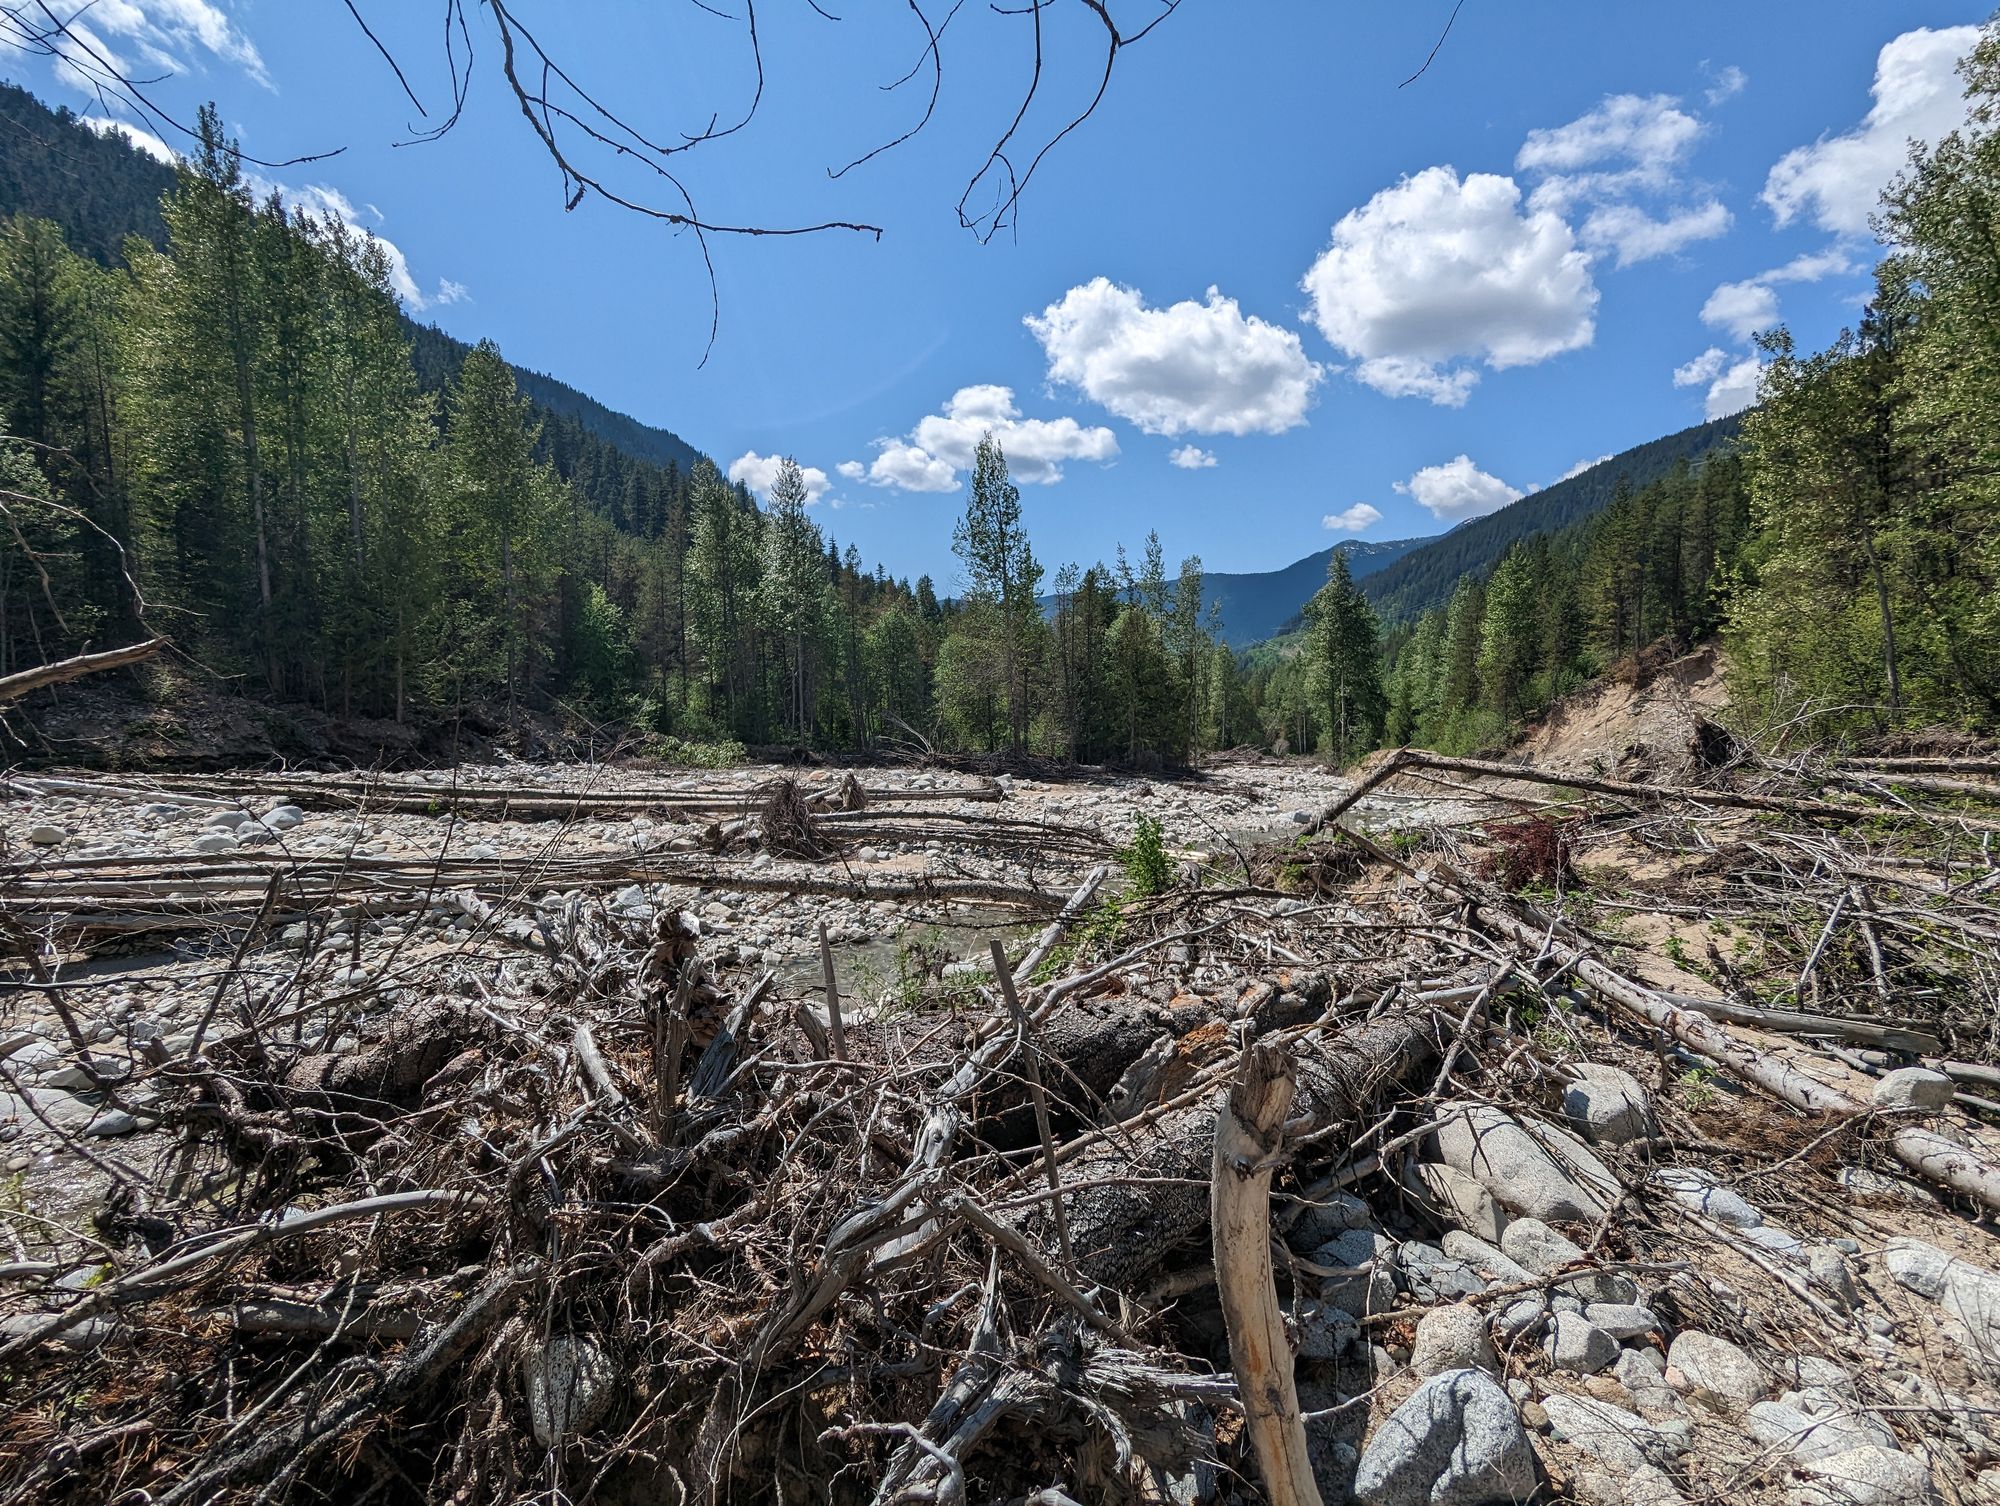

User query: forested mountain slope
[1357,414,1744,625]
[1197,536,1426,646]
[0,81,707,492]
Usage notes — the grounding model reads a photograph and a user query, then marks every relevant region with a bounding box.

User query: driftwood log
[1212,1041,1321,1506]
[1042,1007,1441,1287]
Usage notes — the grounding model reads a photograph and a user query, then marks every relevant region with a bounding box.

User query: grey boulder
[1415,1163,1510,1242]
[1353,1367,1537,1506]
[1871,1068,1953,1112]
[1808,1247,1861,1309]
[1749,1398,1895,1465]
[1884,1237,2000,1371]
[1499,1218,1636,1304]
[1544,1311,1620,1374]
[1667,1330,1765,1405]
[1441,1231,1535,1286]
[1411,1303,1497,1378]
[1542,1392,1690,1472]
[1289,1189,1373,1249]
[1433,1102,1614,1222]
[1316,1228,1397,1316]
[1492,1297,1547,1345]
[1295,1300,1361,1361]
[1654,1167,1764,1228]
[1400,1240,1489,1302]
[1563,1063,1658,1145]
[1583,1302,1660,1341]
[1789,1446,1938,1506]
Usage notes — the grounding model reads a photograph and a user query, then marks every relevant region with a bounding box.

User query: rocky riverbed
[0,758,1350,1197]
[6,751,2000,1506]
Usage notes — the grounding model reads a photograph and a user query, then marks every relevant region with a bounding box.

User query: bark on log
[1351,826,2000,1218]
[1212,1041,1323,1506]
[1304,746,1942,836]
[0,636,163,702]
[1046,1010,1440,1287]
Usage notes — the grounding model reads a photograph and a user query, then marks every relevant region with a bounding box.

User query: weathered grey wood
[1045,1009,1440,1286]
[0,636,162,701]
[819,919,848,1061]
[990,939,1071,1272]
[1212,1040,1322,1506]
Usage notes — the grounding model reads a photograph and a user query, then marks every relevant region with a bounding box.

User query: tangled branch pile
[4,739,2000,1506]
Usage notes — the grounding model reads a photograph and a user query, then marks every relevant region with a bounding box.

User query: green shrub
[1121,814,1172,897]
[640,734,746,768]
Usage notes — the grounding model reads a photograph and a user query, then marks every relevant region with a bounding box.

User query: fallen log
[1342,825,2000,1217]
[1212,1040,1321,1506]
[1045,1007,1441,1287]
[1655,990,1941,1056]
[1304,746,1973,836]
[0,636,163,702]
[29,767,1006,817]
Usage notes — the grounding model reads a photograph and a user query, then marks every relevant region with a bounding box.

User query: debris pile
[1,742,1998,1504]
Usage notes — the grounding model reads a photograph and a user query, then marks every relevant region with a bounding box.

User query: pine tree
[759,456,826,739]
[951,433,1041,750]
[443,341,565,711]
[1302,551,1384,765]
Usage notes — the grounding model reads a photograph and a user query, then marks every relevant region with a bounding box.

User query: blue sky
[9,2,1988,584]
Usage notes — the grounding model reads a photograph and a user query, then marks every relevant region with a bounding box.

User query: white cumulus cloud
[1323,503,1382,533]
[1026,278,1321,436]
[1395,455,1525,523]
[867,442,958,494]
[29,1,272,94]
[1169,445,1217,470]
[1764,25,1979,235]
[434,278,470,306]
[1517,93,1703,183]
[80,113,174,163]
[728,451,831,506]
[835,461,866,482]
[1559,455,1615,482]
[1517,93,1731,266]
[282,184,437,310]
[1672,347,1731,388]
[1301,166,1597,406]
[1700,279,1782,342]
[1579,199,1731,267]
[1703,356,1763,419]
[865,385,1117,492]
[1705,64,1748,106]
[1699,248,1859,342]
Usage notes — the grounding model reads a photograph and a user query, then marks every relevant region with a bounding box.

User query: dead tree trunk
[1212,1041,1322,1506]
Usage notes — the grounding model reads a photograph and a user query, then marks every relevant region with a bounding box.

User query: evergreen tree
[951,434,1041,750]
[1302,551,1384,765]
[759,456,827,739]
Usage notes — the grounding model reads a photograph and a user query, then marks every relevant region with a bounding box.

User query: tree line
[0,107,1296,763]
[9,38,2000,768]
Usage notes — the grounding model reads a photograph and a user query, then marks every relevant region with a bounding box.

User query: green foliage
[1364,452,1752,758]
[639,734,746,768]
[1120,813,1172,897]
[569,583,637,712]
[1359,413,1746,625]
[1030,900,1127,983]
[1721,26,2000,738]
[1301,550,1385,765]
[852,926,982,1017]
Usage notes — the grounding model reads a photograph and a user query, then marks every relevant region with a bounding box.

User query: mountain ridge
[0,80,710,486]
[1356,413,1745,626]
